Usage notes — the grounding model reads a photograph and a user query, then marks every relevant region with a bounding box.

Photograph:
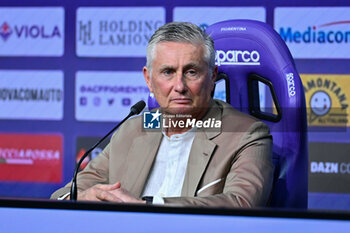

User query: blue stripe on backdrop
[309,193,350,210]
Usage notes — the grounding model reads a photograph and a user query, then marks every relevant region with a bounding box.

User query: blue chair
[206,19,308,208]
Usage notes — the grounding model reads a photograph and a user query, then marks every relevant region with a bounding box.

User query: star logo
[150,109,161,122]
[143,110,162,129]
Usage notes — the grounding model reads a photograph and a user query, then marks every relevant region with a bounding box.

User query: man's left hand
[110,184,146,204]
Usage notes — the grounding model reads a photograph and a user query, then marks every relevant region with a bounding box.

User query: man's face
[143,42,217,119]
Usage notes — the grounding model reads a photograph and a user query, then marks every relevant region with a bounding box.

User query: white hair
[146,22,215,74]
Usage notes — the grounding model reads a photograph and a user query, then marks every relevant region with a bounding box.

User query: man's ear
[143,66,153,93]
[212,66,218,82]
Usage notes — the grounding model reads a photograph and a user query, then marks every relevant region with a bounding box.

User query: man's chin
[163,105,204,118]
[164,105,194,115]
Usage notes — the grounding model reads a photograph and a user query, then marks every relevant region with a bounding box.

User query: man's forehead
[153,42,206,63]
[154,41,204,52]
[158,63,203,70]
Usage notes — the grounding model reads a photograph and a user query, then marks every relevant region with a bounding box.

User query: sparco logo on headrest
[215,50,260,66]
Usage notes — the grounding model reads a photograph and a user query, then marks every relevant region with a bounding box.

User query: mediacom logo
[279,22,350,45]
[215,50,260,66]
[0,134,62,183]
[274,7,350,58]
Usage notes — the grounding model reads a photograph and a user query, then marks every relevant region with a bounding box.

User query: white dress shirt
[58,129,195,202]
[141,128,195,204]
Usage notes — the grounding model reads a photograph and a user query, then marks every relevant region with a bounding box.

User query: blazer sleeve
[50,116,143,200]
[50,143,111,200]
[163,122,274,208]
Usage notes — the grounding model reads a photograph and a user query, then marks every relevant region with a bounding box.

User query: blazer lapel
[123,100,223,198]
[181,100,223,196]
[181,131,217,196]
[121,131,162,197]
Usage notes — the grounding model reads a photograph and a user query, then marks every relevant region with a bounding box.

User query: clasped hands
[76,182,146,204]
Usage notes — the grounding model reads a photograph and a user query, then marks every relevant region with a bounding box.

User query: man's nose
[174,73,187,93]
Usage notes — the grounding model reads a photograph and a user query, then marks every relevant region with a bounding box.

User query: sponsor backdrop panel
[173,7,266,29]
[308,142,350,210]
[75,71,149,122]
[309,142,350,194]
[274,7,350,59]
[0,133,62,183]
[0,0,350,210]
[301,74,349,128]
[0,7,64,56]
[76,7,165,57]
[0,70,64,120]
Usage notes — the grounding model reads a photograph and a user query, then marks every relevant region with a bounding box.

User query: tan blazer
[51,100,274,207]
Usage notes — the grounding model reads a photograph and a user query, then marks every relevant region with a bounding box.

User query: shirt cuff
[152,195,165,204]
[57,192,70,200]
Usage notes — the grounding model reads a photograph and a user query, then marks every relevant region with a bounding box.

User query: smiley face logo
[310,91,331,116]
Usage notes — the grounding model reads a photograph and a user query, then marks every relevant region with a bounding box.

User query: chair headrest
[206,19,295,73]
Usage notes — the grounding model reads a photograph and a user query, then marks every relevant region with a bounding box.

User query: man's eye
[163,70,174,75]
[185,70,198,78]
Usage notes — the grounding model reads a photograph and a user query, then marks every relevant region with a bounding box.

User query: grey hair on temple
[146,22,215,73]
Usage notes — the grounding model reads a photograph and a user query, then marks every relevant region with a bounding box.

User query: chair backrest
[206,19,308,208]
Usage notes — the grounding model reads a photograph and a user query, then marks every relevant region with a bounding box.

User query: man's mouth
[171,98,192,104]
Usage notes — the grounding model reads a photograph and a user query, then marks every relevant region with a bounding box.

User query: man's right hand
[76,182,123,202]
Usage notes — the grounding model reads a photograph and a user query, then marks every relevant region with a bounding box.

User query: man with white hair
[52,22,274,207]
